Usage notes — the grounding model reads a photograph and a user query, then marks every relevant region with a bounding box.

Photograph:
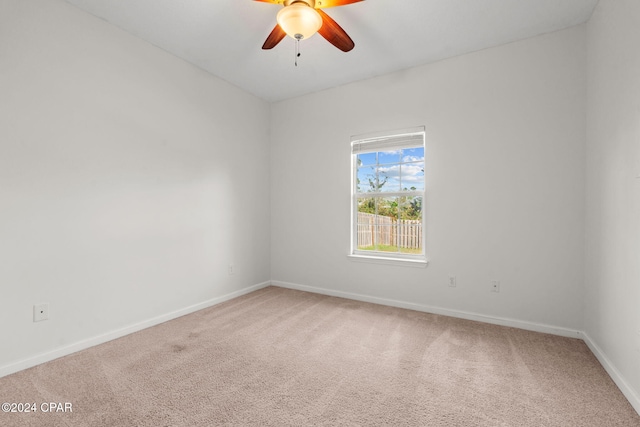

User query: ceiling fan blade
[317,10,355,52]
[262,24,287,49]
[315,0,364,9]
[253,0,284,4]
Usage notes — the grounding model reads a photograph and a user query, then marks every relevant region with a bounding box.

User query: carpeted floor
[1,286,639,426]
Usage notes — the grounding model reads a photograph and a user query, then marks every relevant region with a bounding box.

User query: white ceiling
[63,0,598,103]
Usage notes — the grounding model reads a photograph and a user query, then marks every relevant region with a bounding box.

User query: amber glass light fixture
[276,1,323,40]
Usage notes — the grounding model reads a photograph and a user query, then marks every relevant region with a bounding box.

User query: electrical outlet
[228,264,234,275]
[33,303,49,322]
[448,276,457,287]
[491,281,500,293]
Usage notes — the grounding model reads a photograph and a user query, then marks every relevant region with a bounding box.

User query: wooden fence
[357,212,422,250]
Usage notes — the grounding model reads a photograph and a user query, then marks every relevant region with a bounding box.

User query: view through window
[351,128,426,262]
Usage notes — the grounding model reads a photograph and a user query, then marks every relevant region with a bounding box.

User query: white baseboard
[582,332,640,415]
[4,279,639,417]
[271,280,581,338]
[272,280,640,416]
[0,281,271,379]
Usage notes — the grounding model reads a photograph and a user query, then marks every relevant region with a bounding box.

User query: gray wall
[585,0,640,410]
[0,0,271,371]
[271,26,586,332]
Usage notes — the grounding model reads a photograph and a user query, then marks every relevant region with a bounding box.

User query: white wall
[585,0,640,409]
[271,26,586,332]
[0,0,270,371]
[1,0,638,412]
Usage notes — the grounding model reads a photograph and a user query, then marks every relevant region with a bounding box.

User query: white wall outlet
[33,303,49,322]
[228,264,234,275]
[491,281,500,293]
[448,276,457,287]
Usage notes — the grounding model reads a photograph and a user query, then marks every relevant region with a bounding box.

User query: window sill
[347,254,428,268]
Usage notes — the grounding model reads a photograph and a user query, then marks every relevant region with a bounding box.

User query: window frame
[349,127,428,267]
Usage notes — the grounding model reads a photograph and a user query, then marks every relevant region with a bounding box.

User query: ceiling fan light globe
[277,3,323,40]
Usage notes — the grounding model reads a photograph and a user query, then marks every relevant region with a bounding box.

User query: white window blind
[351,127,425,154]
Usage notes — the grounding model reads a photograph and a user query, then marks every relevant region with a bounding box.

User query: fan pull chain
[295,37,301,66]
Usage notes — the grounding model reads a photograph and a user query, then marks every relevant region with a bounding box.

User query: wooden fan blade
[253,0,284,4]
[315,0,364,9]
[317,10,355,52]
[262,24,286,49]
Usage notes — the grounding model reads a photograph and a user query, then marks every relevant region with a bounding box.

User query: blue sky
[356,147,425,193]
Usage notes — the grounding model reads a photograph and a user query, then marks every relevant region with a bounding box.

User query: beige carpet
[1,286,638,426]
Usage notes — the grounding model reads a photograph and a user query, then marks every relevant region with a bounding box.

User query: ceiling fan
[255,0,364,52]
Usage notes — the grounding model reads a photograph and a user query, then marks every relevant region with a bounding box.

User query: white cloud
[376,163,424,188]
[403,155,424,163]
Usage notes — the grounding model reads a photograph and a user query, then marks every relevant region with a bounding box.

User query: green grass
[358,245,422,254]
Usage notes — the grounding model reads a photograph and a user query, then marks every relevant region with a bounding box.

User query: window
[350,127,426,265]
